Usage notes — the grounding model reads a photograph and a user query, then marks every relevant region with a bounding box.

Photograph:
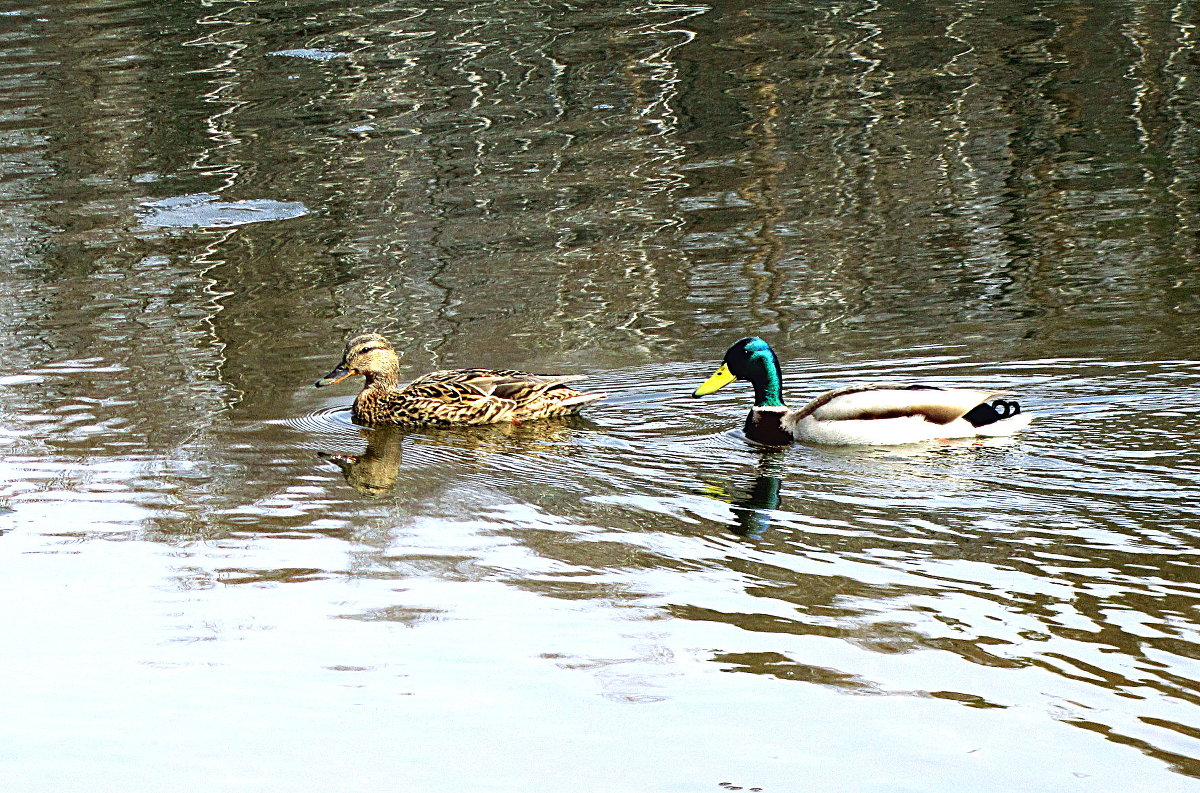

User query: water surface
[2,0,1199,790]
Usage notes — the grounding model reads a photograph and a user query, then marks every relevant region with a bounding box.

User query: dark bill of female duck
[693,336,1033,446]
[315,360,354,387]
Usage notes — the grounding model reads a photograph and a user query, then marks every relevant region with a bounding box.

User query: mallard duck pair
[316,333,1032,446]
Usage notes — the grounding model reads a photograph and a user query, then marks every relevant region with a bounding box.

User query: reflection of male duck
[728,473,783,539]
[700,456,786,538]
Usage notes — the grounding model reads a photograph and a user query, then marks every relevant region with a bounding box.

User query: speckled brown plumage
[315,333,605,427]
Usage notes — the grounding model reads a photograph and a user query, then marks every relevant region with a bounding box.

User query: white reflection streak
[447,16,493,180]
[625,1,708,207]
[619,2,709,336]
[943,6,981,196]
[1165,0,1197,241]
[193,234,244,418]
[1121,1,1174,270]
[1122,9,1154,153]
[844,0,888,138]
[824,0,889,321]
[182,6,255,195]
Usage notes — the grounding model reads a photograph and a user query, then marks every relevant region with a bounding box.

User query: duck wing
[795,383,1003,425]
[384,369,599,424]
[408,369,586,401]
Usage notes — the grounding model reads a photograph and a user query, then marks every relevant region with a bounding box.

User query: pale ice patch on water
[268,48,348,61]
[137,194,308,229]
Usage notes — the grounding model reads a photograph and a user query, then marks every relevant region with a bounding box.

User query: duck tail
[558,392,607,408]
[974,411,1034,437]
[963,398,1022,428]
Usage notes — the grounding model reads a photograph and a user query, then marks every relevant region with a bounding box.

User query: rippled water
[2,0,1200,790]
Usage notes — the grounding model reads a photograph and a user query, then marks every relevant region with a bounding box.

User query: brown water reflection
[2,0,1200,789]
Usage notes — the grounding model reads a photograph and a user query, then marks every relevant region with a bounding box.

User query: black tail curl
[962,398,1022,428]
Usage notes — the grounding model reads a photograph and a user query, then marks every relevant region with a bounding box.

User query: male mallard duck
[315,333,605,426]
[693,337,1033,446]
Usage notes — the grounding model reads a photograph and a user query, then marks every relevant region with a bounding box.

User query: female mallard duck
[693,337,1033,446]
[315,333,606,426]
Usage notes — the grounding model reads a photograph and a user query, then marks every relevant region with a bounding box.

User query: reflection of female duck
[694,337,1033,446]
[318,420,592,497]
[316,333,605,426]
[318,427,406,497]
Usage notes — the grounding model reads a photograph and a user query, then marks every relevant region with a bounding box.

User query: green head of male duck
[315,333,401,388]
[693,336,786,408]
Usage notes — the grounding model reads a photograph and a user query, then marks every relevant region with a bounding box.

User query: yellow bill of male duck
[693,337,1034,446]
[315,333,607,426]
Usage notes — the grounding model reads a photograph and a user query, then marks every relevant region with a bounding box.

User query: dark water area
[2,0,1199,790]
